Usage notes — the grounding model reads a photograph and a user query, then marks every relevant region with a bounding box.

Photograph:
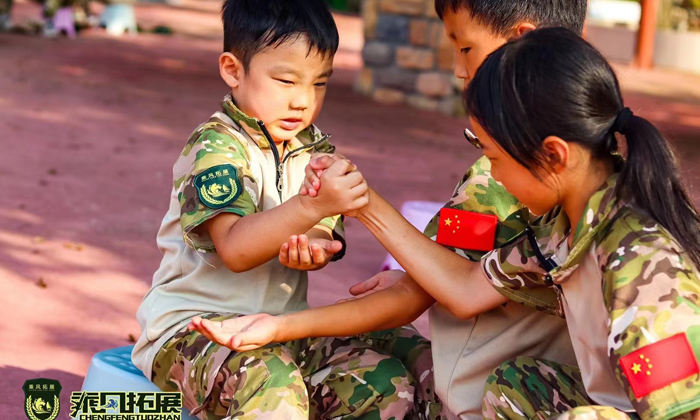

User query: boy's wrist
[297,194,326,221]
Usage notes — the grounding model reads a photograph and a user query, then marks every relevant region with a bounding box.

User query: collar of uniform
[553,173,623,277]
[221,95,271,149]
[221,94,326,151]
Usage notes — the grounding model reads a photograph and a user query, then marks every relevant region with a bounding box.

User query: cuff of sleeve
[641,395,700,420]
[182,207,248,252]
[480,256,564,317]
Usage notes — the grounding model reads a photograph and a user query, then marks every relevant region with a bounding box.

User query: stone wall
[356,0,463,116]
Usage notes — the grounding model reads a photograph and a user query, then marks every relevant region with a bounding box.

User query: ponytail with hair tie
[609,108,632,159]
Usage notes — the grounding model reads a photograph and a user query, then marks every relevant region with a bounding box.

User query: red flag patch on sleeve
[620,333,700,399]
[436,208,497,252]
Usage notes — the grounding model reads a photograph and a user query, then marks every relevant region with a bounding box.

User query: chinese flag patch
[620,333,700,398]
[436,208,497,252]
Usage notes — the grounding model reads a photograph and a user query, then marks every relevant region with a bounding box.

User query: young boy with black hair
[131,0,433,419]
[193,0,590,419]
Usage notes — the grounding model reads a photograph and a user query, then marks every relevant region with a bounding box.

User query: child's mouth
[279,118,303,131]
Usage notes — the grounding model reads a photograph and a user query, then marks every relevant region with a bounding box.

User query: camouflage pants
[482,357,639,420]
[152,313,444,420]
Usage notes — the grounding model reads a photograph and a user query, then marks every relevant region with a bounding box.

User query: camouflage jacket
[482,174,700,420]
[423,156,562,308]
[175,94,344,254]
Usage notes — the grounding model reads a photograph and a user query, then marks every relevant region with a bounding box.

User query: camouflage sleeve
[480,207,570,317]
[602,216,700,420]
[314,215,346,262]
[422,156,562,314]
[175,121,260,252]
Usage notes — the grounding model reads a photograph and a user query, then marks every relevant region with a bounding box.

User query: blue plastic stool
[81,346,198,420]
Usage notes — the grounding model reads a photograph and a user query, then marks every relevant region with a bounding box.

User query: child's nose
[290,89,311,110]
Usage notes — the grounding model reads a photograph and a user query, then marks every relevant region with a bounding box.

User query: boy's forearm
[219,195,323,272]
[356,189,507,319]
[275,275,434,341]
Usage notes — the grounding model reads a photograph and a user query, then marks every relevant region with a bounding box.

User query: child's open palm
[187,314,280,352]
[279,234,342,270]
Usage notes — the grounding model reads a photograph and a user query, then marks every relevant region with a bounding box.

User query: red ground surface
[2,1,700,419]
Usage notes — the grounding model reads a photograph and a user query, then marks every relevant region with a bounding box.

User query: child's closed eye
[461,47,471,55]
[275,79,295,85]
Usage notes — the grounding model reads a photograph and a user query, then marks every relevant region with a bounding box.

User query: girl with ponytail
[467,27,700,420]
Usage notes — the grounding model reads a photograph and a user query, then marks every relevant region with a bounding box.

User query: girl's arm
[356,188,508,320]
[277,271,435,339]
[190,272,435,351]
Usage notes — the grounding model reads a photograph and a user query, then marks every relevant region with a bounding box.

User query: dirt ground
[2,1,700,418]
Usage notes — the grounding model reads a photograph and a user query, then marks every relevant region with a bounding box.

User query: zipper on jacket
[257,120,331,199]
[258,121,284,198]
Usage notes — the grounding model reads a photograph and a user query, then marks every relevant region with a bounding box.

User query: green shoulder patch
[23,378,62,420]
[194,164,242,209]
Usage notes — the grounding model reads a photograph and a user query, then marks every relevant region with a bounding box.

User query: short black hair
[434,0,587,35]
[222,0,339,68]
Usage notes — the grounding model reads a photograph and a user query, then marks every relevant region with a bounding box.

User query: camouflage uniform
[422,156,575,419]
[153,316,441,420]
[481,174,700,420]
[135,95,440,420]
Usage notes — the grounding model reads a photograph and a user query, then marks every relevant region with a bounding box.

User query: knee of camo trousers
[482,357,602,420]
[202,345,309,420]
[352,356,415,420]
[483,358,526,420]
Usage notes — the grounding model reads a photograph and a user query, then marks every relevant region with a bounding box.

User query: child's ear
[220,53,245,89]
[542,136,569,174]
[513,22,536,38]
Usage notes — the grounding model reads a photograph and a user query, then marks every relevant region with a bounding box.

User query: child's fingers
[279,243,290,265]
[298,235,312,266]
[288,236,299,264]
[350,276,380,296]
[310,155,340,171]
[349,194,370,213]
[310,244,325,265]
[196,322,217,343]
[189,317,207,334]
[340,171,365,190]
[304,178,318,197]
[350,179,369,197]
[188,316,203,331]
[323,159,353,177]
[300,186,309,196]
[325,240,343,254]
[305,166,320,197]
[306,165,321,188]
[201,319,233,346]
